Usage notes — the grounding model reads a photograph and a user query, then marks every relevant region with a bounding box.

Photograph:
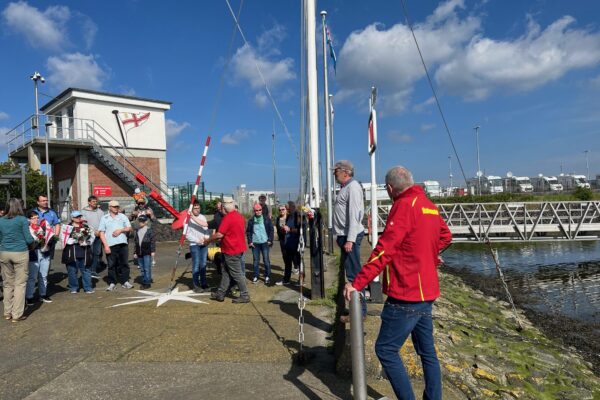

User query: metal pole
[306,0,320,207]
[368,88,382,303]
[272,120,277,205]
[584,150,590,181]
[44,122,52,207]
[21,165,27,207]
[329,94,336,173]
[474,125,481,195]
[350,290,367,400]
[31,71,44,135]
[448,155,453,192]
[321,11,333,253]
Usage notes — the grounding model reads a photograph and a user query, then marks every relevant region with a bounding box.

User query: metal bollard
[350,290,367,400]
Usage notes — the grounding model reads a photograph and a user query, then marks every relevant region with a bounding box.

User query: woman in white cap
[61,210,94,294]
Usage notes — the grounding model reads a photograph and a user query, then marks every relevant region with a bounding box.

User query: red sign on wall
[93,185,112,197]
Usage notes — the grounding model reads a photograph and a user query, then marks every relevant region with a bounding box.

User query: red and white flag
[119,112,150,134]
[60,224,74,247]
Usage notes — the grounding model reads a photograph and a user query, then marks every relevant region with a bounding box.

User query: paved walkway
[0,242,394,400]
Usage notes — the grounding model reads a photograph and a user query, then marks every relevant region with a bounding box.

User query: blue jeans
[90,238,102,274]
[337,233,366,316]
[251,243,271,278]
[375,300,441,400]
[190,245,208,288]
[26,249,48,298]
[137,255,153,285]
[67,259,92,292]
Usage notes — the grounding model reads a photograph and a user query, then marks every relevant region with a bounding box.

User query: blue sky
[1,0,600,198]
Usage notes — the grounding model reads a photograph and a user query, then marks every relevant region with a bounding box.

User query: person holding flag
[32,195,60,303]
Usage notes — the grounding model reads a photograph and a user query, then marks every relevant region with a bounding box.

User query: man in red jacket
[344,166,451,400]
[206,200,250,303]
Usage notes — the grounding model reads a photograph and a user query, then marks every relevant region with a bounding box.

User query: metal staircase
[88,144,139,191]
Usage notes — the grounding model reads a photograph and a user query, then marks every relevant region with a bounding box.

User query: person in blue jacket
[246,203,274,285]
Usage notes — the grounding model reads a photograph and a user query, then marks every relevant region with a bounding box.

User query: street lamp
[584,150,590,181]
[44,121,53,207]
[474,125,481,195]
[30,71,45,132]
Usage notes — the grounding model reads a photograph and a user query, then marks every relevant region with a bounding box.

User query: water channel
[443,240,600,323]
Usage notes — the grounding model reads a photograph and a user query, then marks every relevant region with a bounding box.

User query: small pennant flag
[326,25,337,74]
[329,95,335,123]
[119,112,150,134]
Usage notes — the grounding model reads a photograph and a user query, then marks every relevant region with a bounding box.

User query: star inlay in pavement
[111,287,210,308]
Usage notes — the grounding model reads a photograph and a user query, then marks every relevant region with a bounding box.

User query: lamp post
[474,125,481,195]
[44,121,53,207]
[584,150,590,181]
[30,71,45,133]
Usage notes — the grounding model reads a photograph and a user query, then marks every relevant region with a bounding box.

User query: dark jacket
[208,211,225,230]
[134,227,156,257]
[246,216,274,244]
[275,212,304,250]
[61,243,93,267]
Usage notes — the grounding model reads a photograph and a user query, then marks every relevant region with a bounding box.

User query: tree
[0,161,48,209]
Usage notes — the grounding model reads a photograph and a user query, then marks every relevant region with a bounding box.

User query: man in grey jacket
[81,195,105,279]
[332,160,366,319]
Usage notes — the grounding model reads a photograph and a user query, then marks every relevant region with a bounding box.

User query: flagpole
[272,119,277,205]
[320,11,334,254]
[306,0,320,208]
[329,94,336,184]
[112,110,127,176]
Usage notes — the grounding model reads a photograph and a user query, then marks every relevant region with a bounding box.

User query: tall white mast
[305,0,320,207]
[321,10,333,252]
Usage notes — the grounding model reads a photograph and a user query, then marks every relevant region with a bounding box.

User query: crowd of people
[0,190,306,318]
[1,161,451,399]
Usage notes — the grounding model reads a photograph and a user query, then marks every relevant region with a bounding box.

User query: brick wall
[88,155,161,199]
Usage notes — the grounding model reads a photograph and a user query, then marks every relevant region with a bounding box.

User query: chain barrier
[297,228,307,350]
[485,240,524,331]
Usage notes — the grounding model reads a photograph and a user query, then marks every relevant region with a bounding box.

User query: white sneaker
[85,290,95,294]
[292,268,299,275]
[122,281,134,289]
[106,283,116,292]
[275,280,290,286]
[265,277,271,285]
[252,277,258,284]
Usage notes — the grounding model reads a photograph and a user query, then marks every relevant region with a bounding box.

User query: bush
[573,187,593,201]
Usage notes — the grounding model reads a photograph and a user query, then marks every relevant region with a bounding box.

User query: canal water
[443,241,600,323]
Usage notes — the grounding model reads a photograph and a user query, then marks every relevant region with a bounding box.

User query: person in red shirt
[344,166,451,400]
[205,200,250,303]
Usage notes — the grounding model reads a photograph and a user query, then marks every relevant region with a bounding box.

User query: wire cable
[399,0,468,187]
[224,0,299,159]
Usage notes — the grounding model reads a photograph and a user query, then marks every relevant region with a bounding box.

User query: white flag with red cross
[119,112,150,134]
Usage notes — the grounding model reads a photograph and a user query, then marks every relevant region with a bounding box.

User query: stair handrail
[80,119,171,198]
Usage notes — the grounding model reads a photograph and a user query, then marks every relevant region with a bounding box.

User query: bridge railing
[375,201,600,242]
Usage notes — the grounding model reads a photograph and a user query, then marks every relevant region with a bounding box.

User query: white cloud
[165,119,190,139]
[46,53,108,90]
[413,97,436,112]
[337,1,600,111]
[337,0,478,113]
[221,129,251,145]
[387,131,413,143]
[420,123,436,132]
[0,127,10,147]
[2,2,68,50]
[230,25,295,102]
[2,2,97,51]
[0,112,9,121]
[436,16,600,100]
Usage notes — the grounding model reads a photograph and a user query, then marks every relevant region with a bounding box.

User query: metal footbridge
[373,201,600,242]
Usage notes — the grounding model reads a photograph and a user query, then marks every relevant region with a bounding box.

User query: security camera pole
[44,121,53,207]
[30,71,45,133]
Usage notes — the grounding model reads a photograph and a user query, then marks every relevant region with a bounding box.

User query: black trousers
[107,243,129,285]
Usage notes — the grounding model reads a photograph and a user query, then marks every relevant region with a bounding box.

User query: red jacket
[352,185,452,301]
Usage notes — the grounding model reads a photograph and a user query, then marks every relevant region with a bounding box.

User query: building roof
[40,87,172,112]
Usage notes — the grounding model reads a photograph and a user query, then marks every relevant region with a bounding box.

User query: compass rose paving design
[111,287,210,307]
